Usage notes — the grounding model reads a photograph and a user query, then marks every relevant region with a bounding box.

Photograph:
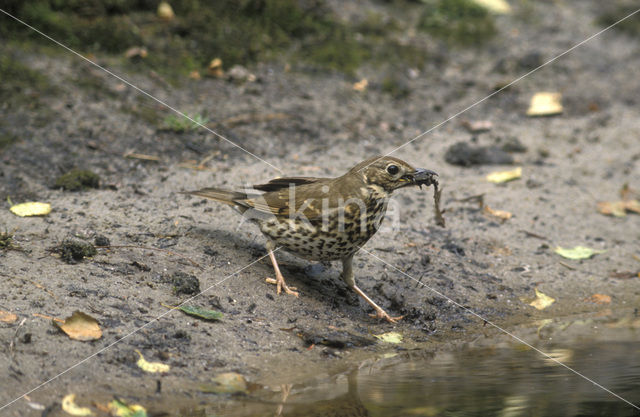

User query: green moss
[598,5,640,36]
[418,0,496,46]
[0,54,56,105]
[0,230,14,249]
[4,0,434,77]
[0,131,21,150]
[381,76,411,99]
[301,27,370,75]
[54,169,100,191]
[59,238,97,263]
[163,113,209,133]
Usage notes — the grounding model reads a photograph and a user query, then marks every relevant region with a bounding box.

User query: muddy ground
[1,0,639,415]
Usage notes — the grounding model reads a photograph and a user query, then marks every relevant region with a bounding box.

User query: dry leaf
[471,0,511,14]
[374,332,403,344]
[585,294,611,304]
[10,202,51,217]
[0,310,18,323]
[352,78,368,91]
[461,119,493,133]
[527,92,563,116]
[135,350,170,373]
[486,167,522,183]
[55,311,102,341]
[597,201,628,217]
[528,288,555,310]
[554,246,605,260]
[200,372,248,394]
[483,205,512,221]
[124,47,147,59]
[157,1,174,21]
[207,58,224,78]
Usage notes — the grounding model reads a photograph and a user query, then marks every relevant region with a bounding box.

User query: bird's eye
[386,164,399,175]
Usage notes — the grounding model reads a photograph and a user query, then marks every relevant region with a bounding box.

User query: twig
[433,182,446,227]
[96,245,201,268]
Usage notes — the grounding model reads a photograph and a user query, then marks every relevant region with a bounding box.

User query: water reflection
[193,310,640,417]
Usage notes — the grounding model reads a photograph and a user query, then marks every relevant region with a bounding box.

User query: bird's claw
[265,277,299,297]
[370,310,403,323]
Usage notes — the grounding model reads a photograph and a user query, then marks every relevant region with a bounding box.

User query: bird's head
[348,156,438,193]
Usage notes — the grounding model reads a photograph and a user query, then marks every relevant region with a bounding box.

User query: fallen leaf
[352,78,368,91]
[10,202,51,217]
[544,348,573,365]
[62,394,92,416]
[207,58,224,78]
[461,119,493,133]
[124,47,147,59]
[135,350,170,373]
[483,205,512,221]
[528,288,555,310]
[597,201,628,217]
[55,311,102,341]
[527,92,563,116]
[585,294,611,304]
[624,199,640,213]
[554,246,605,260]
[157,1,174,21]
[200,372,248,394]
[374,332,403,344]
[0,310,18,323]
[471,0,511,14]
[179,305,223,321]
[108,399,147,417]
[486,167,522,183]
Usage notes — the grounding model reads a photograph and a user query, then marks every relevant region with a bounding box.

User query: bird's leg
[265,241,299,297]
[341,255,403,323]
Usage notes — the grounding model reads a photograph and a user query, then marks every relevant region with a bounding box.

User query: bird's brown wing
[252,177,322,192]
[243,178,333,219]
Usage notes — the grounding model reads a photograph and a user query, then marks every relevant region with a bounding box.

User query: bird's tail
[180,187,247,206]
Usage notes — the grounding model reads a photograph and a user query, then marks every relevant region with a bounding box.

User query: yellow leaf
[374,332,403,344]
[135,350,170,373]
[483,205,512,221]
[554,246,605,260]
[0,310,18,323]
[471,0,511,14]
[10,202,51,217]
[526,92,563,116]
[529,288,555,310]
[62,394,92,416]
[157,1,174,21]
[486,167,522,183]
[55,311,102,341]
[108,400,147,417]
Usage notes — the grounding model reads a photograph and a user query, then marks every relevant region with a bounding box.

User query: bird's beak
[401,168,438,189]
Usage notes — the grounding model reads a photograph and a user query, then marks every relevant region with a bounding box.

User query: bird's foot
[370,309,403,323]
[265,277,299,297]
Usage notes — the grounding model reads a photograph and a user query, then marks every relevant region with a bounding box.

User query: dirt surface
[1,1,639,415]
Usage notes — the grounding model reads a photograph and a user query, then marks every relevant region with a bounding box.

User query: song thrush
[183,156,438,323]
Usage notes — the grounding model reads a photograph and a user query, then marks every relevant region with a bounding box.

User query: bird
[182,156,438,323]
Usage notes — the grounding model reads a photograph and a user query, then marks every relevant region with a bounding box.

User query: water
[190,310,640,417]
